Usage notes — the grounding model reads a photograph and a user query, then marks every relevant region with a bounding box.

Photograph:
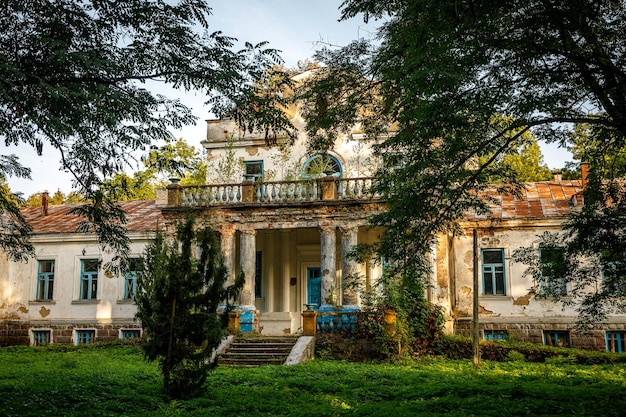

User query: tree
[135,218,243,399]
[0,1,284,265]
[99,139,208,201]
[299,0,626,323]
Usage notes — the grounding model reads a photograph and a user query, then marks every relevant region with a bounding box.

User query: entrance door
[307,267,322,308]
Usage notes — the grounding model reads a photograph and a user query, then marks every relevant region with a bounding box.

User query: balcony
[166,177,380,207]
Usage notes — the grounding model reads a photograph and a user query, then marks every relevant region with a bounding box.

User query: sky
[5,1,572,197]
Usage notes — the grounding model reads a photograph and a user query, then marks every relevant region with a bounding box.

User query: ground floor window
[32,330,51,346]
[75,329,95,345]
[483,329,509,341]
[606,331,625,353]
[120,329,141,340]
[543,330,570,347]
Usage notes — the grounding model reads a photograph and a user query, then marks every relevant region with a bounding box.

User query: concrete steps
[218,337,299,367]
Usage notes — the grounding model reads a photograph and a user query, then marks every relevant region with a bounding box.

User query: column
[280,229,291,312]
[219,225,236,289]
[340,224,359,307]
[239,228,257,307]
[319,223,337,306]
[266,231,275,312]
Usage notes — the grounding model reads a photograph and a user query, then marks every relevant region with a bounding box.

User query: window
[544,330,570,347]
[606,331,625,353]
[482,249,506,295]
[243,161,264,182]
[32,330,51,346]
[76,330,95,345]
[484,329,509,341]
[381,153,404,171]
[255,251,262,298]
[538,247,567,296]
[36,260,55,301]
[80,259,99,300]
[601,251,626,296]
[302,154,342,178]
[124,258,143,300]
[121,329,141,340]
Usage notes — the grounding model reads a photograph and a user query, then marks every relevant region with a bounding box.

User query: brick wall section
[0,321,142,346]
[454,320,623,351]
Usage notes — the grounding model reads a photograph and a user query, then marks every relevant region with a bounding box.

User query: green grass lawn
[0,345,624,416]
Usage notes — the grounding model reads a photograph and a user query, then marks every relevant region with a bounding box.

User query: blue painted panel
[307,267,322,308]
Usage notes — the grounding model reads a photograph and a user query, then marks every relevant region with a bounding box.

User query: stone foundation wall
[454,319,626,351]
[0,321,142,346]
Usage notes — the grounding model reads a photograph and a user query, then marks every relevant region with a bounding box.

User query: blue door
[307,267,322,308]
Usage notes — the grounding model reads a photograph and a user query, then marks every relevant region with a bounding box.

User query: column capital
[218,224,236,238]
[240,227,257,236]
[319,222,336,235]
[339,223,360,235]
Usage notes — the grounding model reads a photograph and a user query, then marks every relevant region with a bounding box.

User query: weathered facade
[1,98,625,351]
[0,200,163,346]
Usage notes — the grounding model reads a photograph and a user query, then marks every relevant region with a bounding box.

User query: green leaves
[135,218,242,399]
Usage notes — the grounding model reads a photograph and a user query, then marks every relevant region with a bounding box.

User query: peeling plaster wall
[0,233,151,345]
[203,111,382,184]
[452,224,583,319]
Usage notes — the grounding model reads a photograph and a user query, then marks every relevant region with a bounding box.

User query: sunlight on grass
[0,345,624,416]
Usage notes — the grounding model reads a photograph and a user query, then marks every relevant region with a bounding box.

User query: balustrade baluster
[270,184,276,202]
[236,185,241,202]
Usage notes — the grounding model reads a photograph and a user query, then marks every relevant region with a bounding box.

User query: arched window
[302,154,343,178]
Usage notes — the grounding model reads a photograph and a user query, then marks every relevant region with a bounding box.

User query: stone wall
[0,321,142,346]
[454,319,623,351]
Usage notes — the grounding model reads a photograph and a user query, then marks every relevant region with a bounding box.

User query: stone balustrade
[167,177,379,207]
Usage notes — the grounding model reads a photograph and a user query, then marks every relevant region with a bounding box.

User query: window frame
[120,329,141,340]
[301,154,343,179]
[606,331,625,353]
[483,329,509,342]
[481,249,507,296]
[601,251,626,296]
[124,258,143,301]
[36,260,55,301]
[243,160,264,182]
[75,329,96,345]
[543,330,570,347]
[79,259,99,301]
[32,329,51,346]
[538,247,567,296]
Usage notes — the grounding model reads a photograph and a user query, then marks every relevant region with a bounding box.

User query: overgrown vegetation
[1,344,625,416]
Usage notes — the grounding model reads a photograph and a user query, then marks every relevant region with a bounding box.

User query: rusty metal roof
[21,200,165,235]
[468,180,583,221]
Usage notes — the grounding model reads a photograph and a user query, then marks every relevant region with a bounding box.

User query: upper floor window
[482,249,506,295]
[243,161,264,182]
[124,258,143,300]
[538,247,567,296]
[36,260,55,301]
[381,153,404,171]
[302,154,342,178]
[80,259,99,300]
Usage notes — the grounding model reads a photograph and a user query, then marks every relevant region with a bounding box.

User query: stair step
[218,337,299,367]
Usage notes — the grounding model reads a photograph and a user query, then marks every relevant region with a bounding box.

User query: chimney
[581,162,589,188]
[42,191,49,216]
[552,171,562,182]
